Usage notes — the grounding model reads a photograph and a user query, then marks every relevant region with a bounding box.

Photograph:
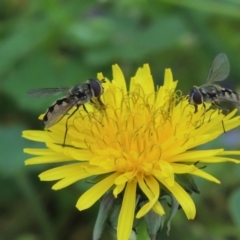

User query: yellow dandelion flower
[23,64,240,240]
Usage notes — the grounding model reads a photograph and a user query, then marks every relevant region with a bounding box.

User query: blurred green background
[2,0,240,239]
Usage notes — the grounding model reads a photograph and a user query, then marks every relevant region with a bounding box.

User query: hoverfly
[28,78,105,145]
[187,53,240,113]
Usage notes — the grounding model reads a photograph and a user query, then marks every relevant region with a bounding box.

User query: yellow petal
[171,163,196,173]
[136,176,159,218]
[39,163,89,180]
[161,179,196,219]
[164,68,177,90]
[25,154,73,165]
[115,171,136,185]
[22,130,52,142]
[191,168,220,183]
[169,149,224,162]
[135,64,155,97]
[24,148,55,155]
[194,157,240,163]
[218,151,240,156]
[117,181,137,240]
[76,172,120,210]
[153,201,165,215]
[113,183,126,197]
[112,64,127,94]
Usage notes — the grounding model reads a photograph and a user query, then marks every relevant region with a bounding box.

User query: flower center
[72,86,177,174]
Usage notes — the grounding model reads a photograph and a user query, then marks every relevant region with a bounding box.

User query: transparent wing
[44,97,79,128]
[27,88,69,97]
[206,53,230,84]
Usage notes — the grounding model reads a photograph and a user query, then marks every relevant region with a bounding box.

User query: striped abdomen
[43,97,76,128]
[217,88,240,103]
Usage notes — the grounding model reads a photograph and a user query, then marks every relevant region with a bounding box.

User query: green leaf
[0,124,43,176]
[228,187,240,226]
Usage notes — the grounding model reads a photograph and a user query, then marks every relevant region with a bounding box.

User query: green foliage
[0,125,41,176]
[229,188,240,226]
[2,0,240,239]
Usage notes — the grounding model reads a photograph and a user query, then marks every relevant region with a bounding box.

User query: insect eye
[88,79,104,97]
[192,89,203,104]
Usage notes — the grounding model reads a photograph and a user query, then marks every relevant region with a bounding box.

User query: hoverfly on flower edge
[187,53,240,114]
[28,79,106,146]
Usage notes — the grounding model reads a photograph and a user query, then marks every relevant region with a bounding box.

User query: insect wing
[44,97,78,128]
[27,88,69,97]
[206,53,230,84]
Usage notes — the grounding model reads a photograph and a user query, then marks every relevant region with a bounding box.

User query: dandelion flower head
[23,64,240,240]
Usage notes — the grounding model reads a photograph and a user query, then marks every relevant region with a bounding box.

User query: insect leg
[63,105,81,147]
[193,105,198,114]
[80,104,102,124]
[82,104,89,114]
[83,101,104,126]
[211,102,228,133]
[208,110,215,123]
[90,98,105,110]
[221,121,226,133]
[203,102,206,113]
[211,101,229,113]
[96,97,105,110]
[200,103,206,126]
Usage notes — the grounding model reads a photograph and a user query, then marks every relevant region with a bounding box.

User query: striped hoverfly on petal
[187,53,240,113]
[28,78,106,145]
